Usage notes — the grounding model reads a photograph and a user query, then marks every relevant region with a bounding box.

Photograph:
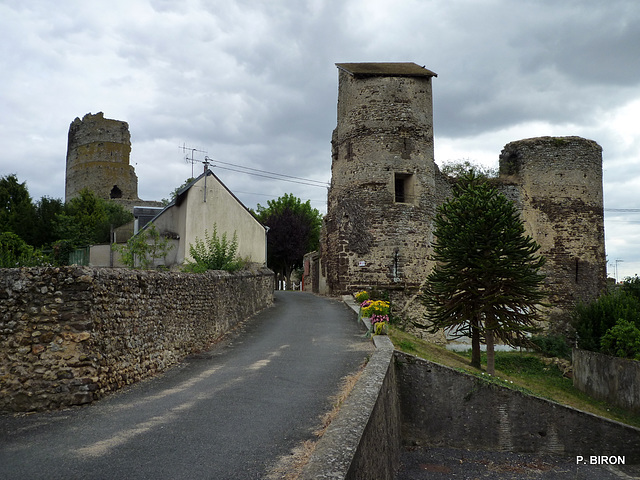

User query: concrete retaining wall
[300,335,401,480]
[573,348,640,413]
[304,296,640,478]
[395,352,640,464]
[0,265,274,412]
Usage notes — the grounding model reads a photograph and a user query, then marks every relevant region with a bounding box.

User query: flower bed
[355,291,390,336]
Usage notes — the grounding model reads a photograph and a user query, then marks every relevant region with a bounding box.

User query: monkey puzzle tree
[421,171,547,374]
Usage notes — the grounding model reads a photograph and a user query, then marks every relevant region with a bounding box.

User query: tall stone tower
[65,112,141,203]
[307,62,607,334]
[322,63,442,298]
[499,136,607,331]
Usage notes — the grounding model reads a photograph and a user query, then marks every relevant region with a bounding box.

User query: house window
[394,173,415,204]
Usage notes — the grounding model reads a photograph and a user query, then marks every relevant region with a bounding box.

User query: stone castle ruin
[305,62,606,333]
[65,112,160,210]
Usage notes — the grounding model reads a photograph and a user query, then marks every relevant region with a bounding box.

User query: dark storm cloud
[1,0,640,275]
[427,0,640,138]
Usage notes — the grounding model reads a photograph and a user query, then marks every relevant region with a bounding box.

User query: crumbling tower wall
[323,63,444,300]
[498,137,606,330]
[65,112,140,204]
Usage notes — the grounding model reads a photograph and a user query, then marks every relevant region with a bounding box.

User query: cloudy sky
[1,0,639,279]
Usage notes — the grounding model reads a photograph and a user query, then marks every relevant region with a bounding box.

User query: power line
[212,158,328,185]
[206,157,329,188]
[234,190,327,204]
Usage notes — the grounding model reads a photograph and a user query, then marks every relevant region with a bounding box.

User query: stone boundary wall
[0,265,274,412]
[300,295,401,480]
[573,348,640,413]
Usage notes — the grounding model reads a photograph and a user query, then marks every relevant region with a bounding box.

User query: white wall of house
[86,171,266,269]
[148,204,182,266]
[89,244,126,267]
[181,173,266,264]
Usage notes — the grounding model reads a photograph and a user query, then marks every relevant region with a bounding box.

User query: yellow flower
[361,300,390,317]
[354,290,369,303]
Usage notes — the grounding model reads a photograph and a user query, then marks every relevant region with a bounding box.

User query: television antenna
[615,258,624,283]
[179,143,207,178]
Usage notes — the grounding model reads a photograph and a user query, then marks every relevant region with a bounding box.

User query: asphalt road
[0,291,373,480]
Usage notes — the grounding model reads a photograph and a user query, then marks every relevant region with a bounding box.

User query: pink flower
[370,314,389,325]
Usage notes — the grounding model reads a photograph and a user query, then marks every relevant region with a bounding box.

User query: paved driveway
[0,291,373,480]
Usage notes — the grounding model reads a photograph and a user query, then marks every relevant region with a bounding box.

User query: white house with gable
[140,168,267,268]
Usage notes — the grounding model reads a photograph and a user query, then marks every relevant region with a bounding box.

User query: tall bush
[600,319,640,360]
[622,275,640,301]
[0,232,48,267]
[573,286,640,353]
[183,226,244,273]
[114,224,173,269]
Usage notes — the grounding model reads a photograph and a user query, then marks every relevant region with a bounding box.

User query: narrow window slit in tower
[395,177,405,202]
[394,173,415,204]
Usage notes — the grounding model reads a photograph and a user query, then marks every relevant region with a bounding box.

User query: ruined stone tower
[498,137,607,330]
[308,62,607,333]
[322,63,441,299]
[65,112,141,204]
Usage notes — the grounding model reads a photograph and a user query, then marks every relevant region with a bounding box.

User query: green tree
[441,159,498,179]
[115,223,174,269]
[0,232,47,267]
[572,276,640,352]
[600,319,640,360]
[161,177,195,206]
[33,196,64,247]
[55,189,132,246]
[421,171,547,374]
[0,174,38,245]
[253,193,322,288]
[621,275,640,302]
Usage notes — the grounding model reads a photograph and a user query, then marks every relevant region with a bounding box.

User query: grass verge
[389,326,640,429]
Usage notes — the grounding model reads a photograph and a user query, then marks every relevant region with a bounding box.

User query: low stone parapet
[396,353,640,465]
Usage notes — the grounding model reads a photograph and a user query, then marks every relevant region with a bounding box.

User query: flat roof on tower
[336,62,437,78]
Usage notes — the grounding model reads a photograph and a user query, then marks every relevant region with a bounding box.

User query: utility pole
[203,156,213,203]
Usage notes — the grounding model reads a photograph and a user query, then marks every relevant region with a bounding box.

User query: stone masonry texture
[65,112,140,203]
[0,265,274,412]
[314,63,606,334]
[395,351,640,464]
